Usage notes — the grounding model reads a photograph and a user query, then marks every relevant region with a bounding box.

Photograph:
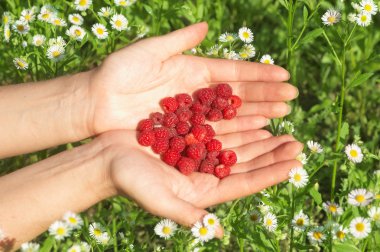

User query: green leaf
[143,4,154,15]
[278,0,289,10]
[303,6,309,24]
[333,243,361,252]
[40,237,54,252]
[300,28,324,45]
[347,73,374,89]
[340,122,349,141]
[309,187,322,205]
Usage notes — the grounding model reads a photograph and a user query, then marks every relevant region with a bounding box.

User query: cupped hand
[88,22,298,134]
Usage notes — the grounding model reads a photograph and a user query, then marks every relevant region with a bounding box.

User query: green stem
[345,24,357,47]
[289,186,295,251]
[322,30,342,66]
[113,218,118,252]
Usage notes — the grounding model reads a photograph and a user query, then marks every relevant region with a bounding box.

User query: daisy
[239,44,256,59]
[348,13,357,23]
[292,211,309,231]
[349,217,371,239]
[289,167,309,188]
[333,225,348,241]
[63,211,83,229]
[154,219,177,239]
[223,48,240,60]
[38,7,54,22]
[345,144,364,163]
[110,14,128,31]
[203,213,220,229]
[279,120,295,133]
[4,25,11,42]
[98,232,110,245]
[20,9,35,23]
[360,0,378,15]
[66,25,86,41]
[50,17,67,27]
[248,209,261,223]
[68,14,83,25]
[12,20,30,35]
[307,140,323,153]
[260,54,274,64]
[263,212,277,232]
[258,202,272,214]
[32,34,46,47]
[98,7,113,17]
[322,201,343,216]
[307,226,326,244]
[80,242,91,252]
[206,45,221,56]
[368,206,380,225]
[48,220,71,240]
[219,32,236,43]
[13,58,29,70]
[67,245,81,252]
[92,23,108,40]
[48,36,67,47]
[2,12,12,25]
[22,41,28,48]
[191,221,215,242]
[238,27,254,43]
[20,242,40,252]
[75,0,92,11]
[356,12,372,26]
[47,45,65,62]
[321,9,341,26]
[348,188,373,206]
[296,153,307,165]
[115,0,134,7]
[352,2,362,11]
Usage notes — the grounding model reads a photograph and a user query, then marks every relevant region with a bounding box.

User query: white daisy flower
[206,44,221,56]
[63,211,83,229]
[154,219,177,239]
[74,0,92,11]
[333,225,348,241]
[89,222,105,240]
[48,36,67,47]
[322,201,343,216]
[321,9,341,26]
[258,202,272,214]
[263,212,278,232]
[260,54,275,64]
[296,153,307,165]
[98,232,110,245]
[238,27,253,43]
[292,211,309,231]
[20,9,35,23]
[368,206,380,225]
[68,14,83,25]
[289,167,309,188]
[352,2,362,11]
[239,44,256,59]
[20,242,40,252]
[13,58,29,70]
[32,34,46,46]
[307,226,326,244]
[356,12,372,26]
[349,217,371,239]
[348,188,373,206]
[48,220,71,240]
[307,140,323,153]
[12,20,30,35]
[191,221,215,242]
[21,41,28,48]
[2,11,12,25]
[66,25,86,41]
[360,0,378,15]
[67,244,81,252]
[115,0,134,7]
[279,120,295,133]
[38,7,55,22]
[98,7,113,17]
[4,25,11,42]
[92,23,108,40]
[345,144,364,163]
[50,17,67,27]
[348,13,357,23]
[80,242,91,252]
[110,14,128,31]
[219,32,236,43]
[203,213,220,229]
[47,44,65,62]
[223,48,240,60]
[248,209,261,223]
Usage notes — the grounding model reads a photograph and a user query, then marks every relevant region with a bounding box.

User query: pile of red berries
[137,83,242,179]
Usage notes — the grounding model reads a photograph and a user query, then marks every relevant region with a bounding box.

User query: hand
[88,22,298,134]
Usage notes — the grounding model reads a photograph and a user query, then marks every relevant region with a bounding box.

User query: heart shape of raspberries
[136,84,242,179]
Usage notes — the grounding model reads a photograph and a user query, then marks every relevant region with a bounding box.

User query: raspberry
[137,131,155,146]
[168,127,177,138]
[137,119,154,131]
[228,95,242,108]
[150,112,164,125]
[207,108,223,122]
[160,97,178,113]
[176,121,190,135]
[175,93,193,108]
[206,139,222,152]
[218,150,237,166]
[190,113,206,125]
[163,112,179,128]
[151,138,169,154]
[177,157,197,175]
[190,101,210,114]
[199,160,215,174]
[154,127,170,140]
[215,83,233,99]
[162,149,181,166]
[197,88,216,105]
[175,107,193,122]
[186,143,207,160]
[191,125,207,142]
[212,97,228,110]
[203,124,216,143]
[214,164,231,179]
[184,133,199,145]
[207,151,220,165]
[222,106,237,120]
[170,136,186,152]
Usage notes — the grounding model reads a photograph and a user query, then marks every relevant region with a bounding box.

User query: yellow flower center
[162,226,171,235]
[52,51,61,57]
[199,227,208,236]
[250,214,258,222]
[361,15,367,22]
[208,219,215,225]
[327,16,336,23]
[263,59,271,64]
[75,29,82,36]
[73,16,79,22]
[94,228,102,236]
[120,0,127,6]
[240,52,248,58]
[3,16,8,24]
[296,218,304,226]
[115,20,122,27]
[69,217,77,224]
[266,219,273,226]
[329,205,337,213]
[350,149,358,157]
[373,213,380,221]
[97,28,104,35]
[79,0,87,6]
[17,25,25,32]
[17,61,25,68]
[376,194,380,200]
[313,232,323,240]
[336,230,345,240]
[57,227,65,235]
[5,29,10,38]
[42,13,50,19]
[226,35,234,41]
[355,194,365,203]
[25,14,31,21]
[243,32,249,38]
[355,223,365,232]
[364,4,372,11]
[294,174,302,182]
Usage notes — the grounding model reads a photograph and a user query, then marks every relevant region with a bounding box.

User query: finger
[238,102,291,118]
[231,141,304,174]
[211,116,269,135]
[232,135,295,163]
[215,130,272,149]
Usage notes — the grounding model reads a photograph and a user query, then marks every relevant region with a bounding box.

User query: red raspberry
[190,101,210,114]
[207,151,220,165]
[212,97,229,110]
[170,136,186,152]
[151,138,169,154]
[191,125,207,142]
[219,150,237,166]
[203,124,216,143]
[160,97,178,113]
[228,95,242,108]
[162,149,181,166]
[197,88,216,105]
[215,83,233,99]
[207,109,223,122]
[206,139,222,152]
[214,164,231,179]
[175,107,193,122]
[190,113,206,125]
[163,113,179,128]
[176,121,190,135]
[150,112,163,125]
[137,119,154,131]
[223,106,237,120]
[177,157,197,175]
[154,127,170,140]
[175,93,193,108]
[137,131,155,146]
[168,127,177,138]
[199,160,215,174]
[184,133,199,145]
[186,143,207,160]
